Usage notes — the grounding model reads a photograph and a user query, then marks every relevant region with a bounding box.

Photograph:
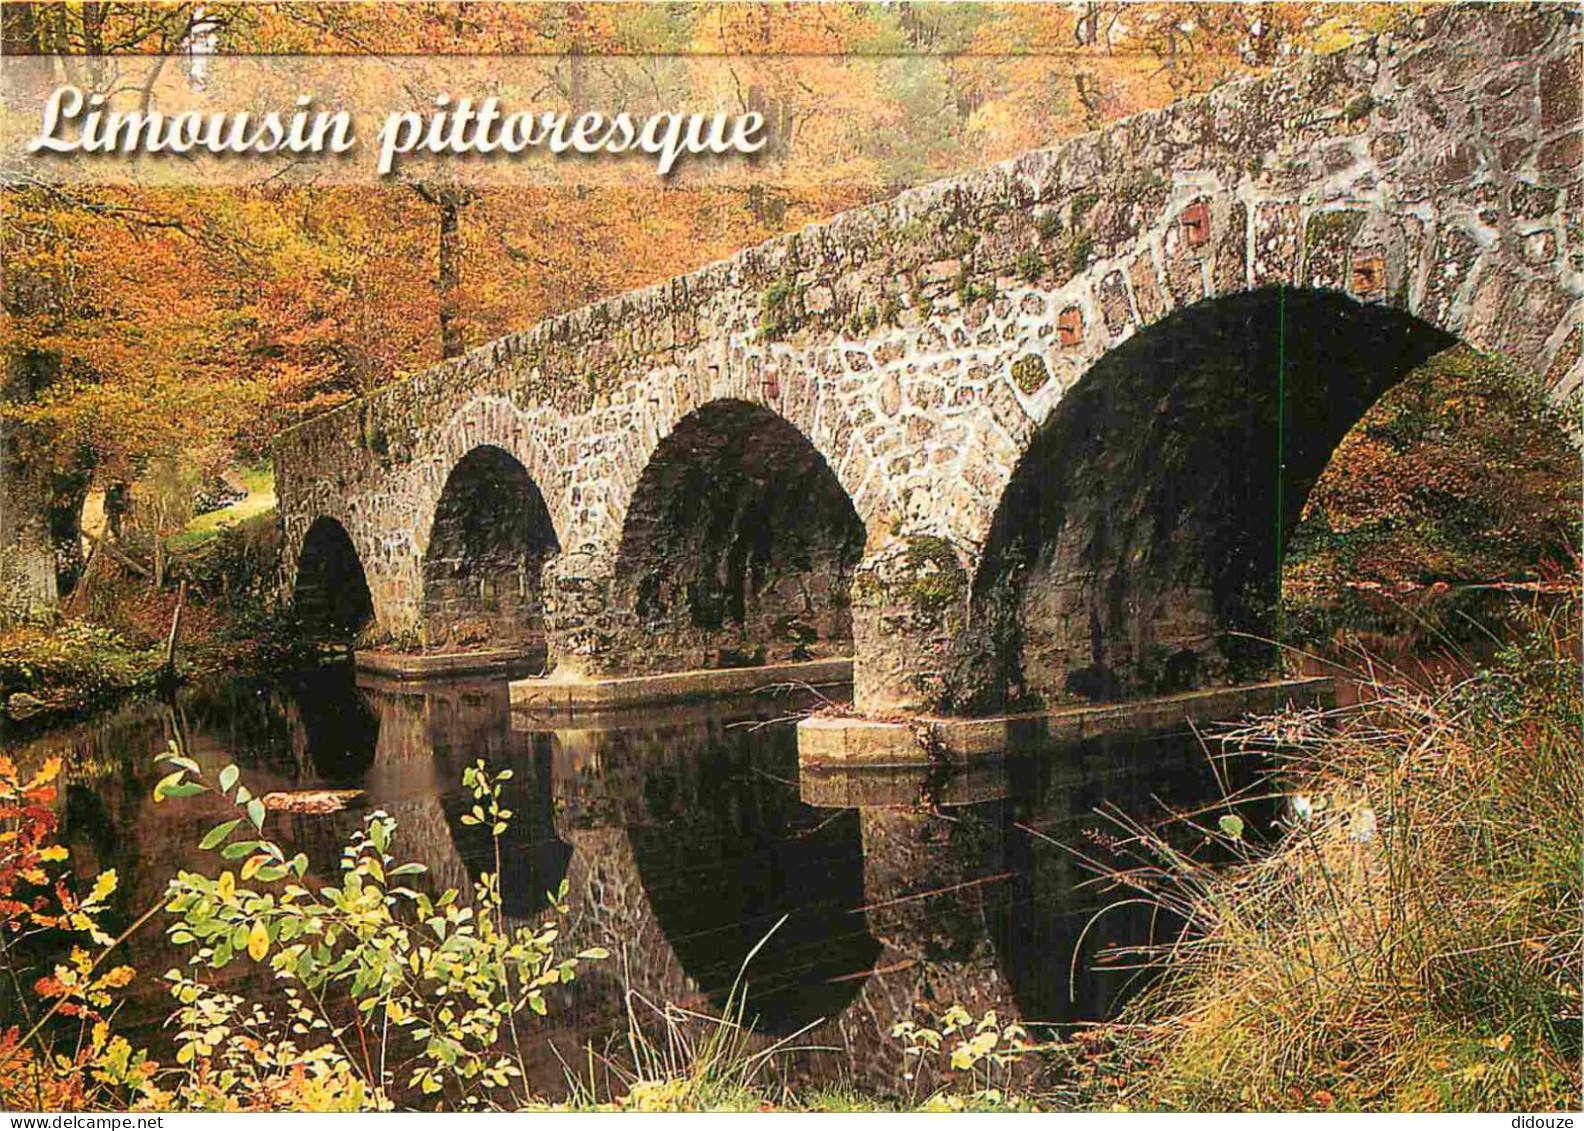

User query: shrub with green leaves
[154,746,607,1109]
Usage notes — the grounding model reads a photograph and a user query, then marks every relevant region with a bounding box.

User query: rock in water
[6,692,47,720]
[261,789,365,814]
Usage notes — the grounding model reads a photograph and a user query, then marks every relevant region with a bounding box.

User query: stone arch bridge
[276,3,1581,717]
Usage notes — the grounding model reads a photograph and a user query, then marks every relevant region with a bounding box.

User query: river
[4,663,1274,1101]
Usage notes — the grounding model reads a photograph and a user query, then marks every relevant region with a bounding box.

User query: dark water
[4,666,1266,1100]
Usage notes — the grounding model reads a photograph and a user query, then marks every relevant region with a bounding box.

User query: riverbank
[0,504,305,727]
[1087,599,1582,1111]
[1,595,1573,1113]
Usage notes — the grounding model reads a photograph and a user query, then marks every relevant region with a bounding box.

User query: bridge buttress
[539,550,623,681]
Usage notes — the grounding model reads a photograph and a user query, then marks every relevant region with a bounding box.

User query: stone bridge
[276,3,1581,717]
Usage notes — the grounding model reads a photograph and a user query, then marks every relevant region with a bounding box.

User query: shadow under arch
[422,444,560,650]
[951,287,1457,712]
[293,516,376,641]
[614,399,865,672]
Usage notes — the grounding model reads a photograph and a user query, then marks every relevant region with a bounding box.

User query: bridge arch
[607,397,867,673]
[944,286,1540,712]
[292,515,377,640]
[419,443,561,650]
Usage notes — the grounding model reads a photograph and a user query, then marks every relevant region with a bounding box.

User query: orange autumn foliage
[2,2,1405,488]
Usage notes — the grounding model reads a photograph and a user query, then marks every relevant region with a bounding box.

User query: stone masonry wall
[276,3,1582,711]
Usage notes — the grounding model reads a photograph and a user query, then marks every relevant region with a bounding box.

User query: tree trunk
[437,191,463,360]
[1,349,72,617]
[410,181,473,361]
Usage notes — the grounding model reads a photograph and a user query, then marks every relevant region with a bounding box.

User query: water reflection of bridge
[333,671,1230,1086]
[30,668,1235,1092]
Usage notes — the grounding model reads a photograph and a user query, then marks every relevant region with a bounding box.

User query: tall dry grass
[1091,600,1581,1111]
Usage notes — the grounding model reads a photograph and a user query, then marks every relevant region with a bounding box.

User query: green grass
[171,464,276,552]
[0,619,165,716]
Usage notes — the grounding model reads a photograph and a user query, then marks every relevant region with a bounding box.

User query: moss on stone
[1051,231,1094,279]
[901,535,967,624]
[1011,354,1050,395]
[845,300,900,338]
[955,264,996,305]
[758,278,805,341]
[894,215,939,249]
[1071,190,1101,226]
[1106,170,1167,209]
[1067,232,1095,275]
[1305,209,1361,251]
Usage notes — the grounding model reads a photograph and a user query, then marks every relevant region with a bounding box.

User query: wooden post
[165,580,187,677]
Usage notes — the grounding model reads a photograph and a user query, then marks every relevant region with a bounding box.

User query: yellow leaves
[217,871,236,901]
[38,845,69,863]
[248,920,271,962]
[98,965,136,990]
[949,1031,998,1070]
[86,868,118,907]
[24,756,63,794]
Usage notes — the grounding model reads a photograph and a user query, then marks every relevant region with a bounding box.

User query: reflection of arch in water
[814,803,1016,1087]
[352,674,573,921]
[439,738,572,920]
[628,802,877,1035]
[988,729,1253,1026]
[285,663,379,783]
[539,699,881,1035]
